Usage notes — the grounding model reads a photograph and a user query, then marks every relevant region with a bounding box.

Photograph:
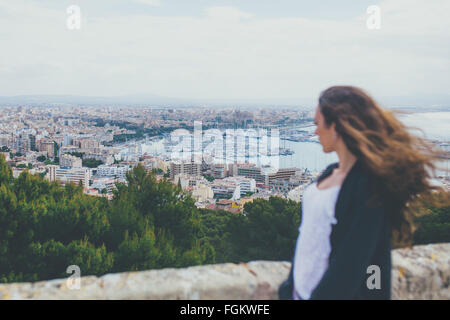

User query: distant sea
[396,111,450,141]
[140,111,449,176]
[279,111,449,175]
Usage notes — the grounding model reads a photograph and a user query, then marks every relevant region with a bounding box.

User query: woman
[278,86,448,300]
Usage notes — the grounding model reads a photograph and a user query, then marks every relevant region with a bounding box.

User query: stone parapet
[0,243,448,300]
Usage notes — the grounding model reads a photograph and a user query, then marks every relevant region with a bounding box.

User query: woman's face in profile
[314,106,336,153]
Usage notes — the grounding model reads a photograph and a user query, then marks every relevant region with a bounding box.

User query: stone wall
[0,243,448,300]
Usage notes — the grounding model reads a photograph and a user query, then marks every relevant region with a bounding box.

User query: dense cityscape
[1,104,449,217]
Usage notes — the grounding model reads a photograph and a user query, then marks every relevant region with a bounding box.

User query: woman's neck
[335,144,357,175]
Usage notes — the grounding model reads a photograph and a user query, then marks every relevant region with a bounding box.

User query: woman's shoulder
[316,162,339,184]
[348,162,386,210]
[315,160,373,194]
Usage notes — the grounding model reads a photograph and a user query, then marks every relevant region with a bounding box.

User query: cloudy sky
[0,0,449,106]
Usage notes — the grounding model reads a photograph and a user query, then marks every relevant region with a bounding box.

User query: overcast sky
[0,0,449,106]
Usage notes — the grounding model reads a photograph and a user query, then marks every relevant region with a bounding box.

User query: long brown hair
[318,86,450,247]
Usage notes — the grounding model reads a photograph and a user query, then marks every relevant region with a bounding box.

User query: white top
[292,180,341,300]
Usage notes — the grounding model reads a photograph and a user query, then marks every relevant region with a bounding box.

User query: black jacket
[278,159,392,300]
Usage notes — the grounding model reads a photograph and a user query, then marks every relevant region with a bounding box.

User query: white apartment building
[211,176,256,198]
[191,183,215,203]
[0,134,10,147]
[96,165,131,180]
[60,154,82,168]
[63,134,73,146]
[233,176,256,195]
[47,165,90,188]
[91,177,116,194]
[223,176,256,195]
[211,183,236,199]
[211,164,226,179]
[59,145,82,155]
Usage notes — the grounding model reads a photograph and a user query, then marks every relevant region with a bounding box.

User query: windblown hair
[318,86,450,247]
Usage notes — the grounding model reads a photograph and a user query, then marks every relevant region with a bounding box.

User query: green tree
[203,175,215,182]
[0,150,446,285]
[82,158,103,168]
[53,141,59,159]
[414,205,450,245]
[227,197,302,262]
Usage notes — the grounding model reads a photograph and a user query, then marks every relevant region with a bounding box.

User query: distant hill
[0,94,184,107]
[0,94,448,110]
[0,94,312,108]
